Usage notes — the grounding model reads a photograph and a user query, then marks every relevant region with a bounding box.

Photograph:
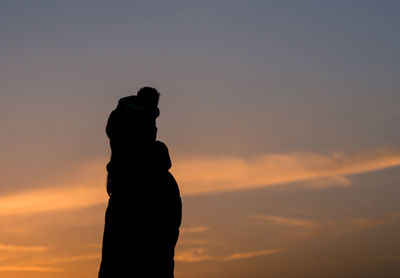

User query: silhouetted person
[98,87,182,278]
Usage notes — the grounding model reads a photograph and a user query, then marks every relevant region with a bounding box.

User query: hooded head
[106,87,160,143]
[137,87,160,108]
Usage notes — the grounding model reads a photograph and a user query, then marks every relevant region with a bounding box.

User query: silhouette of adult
[98,87,182,278]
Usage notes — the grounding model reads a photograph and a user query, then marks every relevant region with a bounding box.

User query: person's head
[107,87,161,144]
[137,87,160,108]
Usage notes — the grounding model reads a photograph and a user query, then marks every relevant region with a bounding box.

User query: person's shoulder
[154,141,172,170]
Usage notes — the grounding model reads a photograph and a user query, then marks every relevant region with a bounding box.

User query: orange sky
[1,1,400,278]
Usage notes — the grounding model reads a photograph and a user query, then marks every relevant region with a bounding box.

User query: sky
[1,0,400,277]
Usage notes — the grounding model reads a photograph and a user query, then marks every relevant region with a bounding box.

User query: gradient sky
[1,1,400,277]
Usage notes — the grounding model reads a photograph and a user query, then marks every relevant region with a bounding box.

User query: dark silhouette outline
[98,87,182,277]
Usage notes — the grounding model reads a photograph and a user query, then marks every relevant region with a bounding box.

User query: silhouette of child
[99,87,182,278]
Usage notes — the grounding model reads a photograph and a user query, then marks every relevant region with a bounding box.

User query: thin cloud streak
[252,214,400,236]
[251,215,318,228]
[180,226,211,234]
[0,266,61,272]
[175,248,211,263]
[0,244,48,252]
[35,254,100,265]
[175,248,286,263]
[0,184,106,215]
[0,161,107,215]
[222,248,287,261]
[0,148,399,215]
[174,148,400,195]
[179,239,224,246]
[0,254,99,274]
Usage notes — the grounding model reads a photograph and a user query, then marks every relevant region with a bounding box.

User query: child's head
[107,87,161,143]
[137,87,160,108]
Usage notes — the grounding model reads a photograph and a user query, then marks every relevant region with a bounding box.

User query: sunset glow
[1,1,400,278]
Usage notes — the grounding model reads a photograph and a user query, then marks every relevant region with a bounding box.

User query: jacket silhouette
[98,87,182,278]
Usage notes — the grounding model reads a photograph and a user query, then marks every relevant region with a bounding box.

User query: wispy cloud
[0,266,61,272]
[252,213,400,237]
[0,253,99,275]
[173,148,400,195]
[175,248,211,263]
[1,148,399,215]
[0,184,106,215]
[181,226,211,234]
[222,248,287,261]
[323,217,396,236]
[251,215,318,228]
[0,161,107,215]
[36,254,100,265]
[0,244,48,252]
[175,247,286,263]
[179,239,224,246]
